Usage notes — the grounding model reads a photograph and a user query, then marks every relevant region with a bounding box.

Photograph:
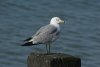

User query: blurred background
[0,0,100,67]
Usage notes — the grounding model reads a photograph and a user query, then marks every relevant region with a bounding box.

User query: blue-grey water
[0,0,100,67]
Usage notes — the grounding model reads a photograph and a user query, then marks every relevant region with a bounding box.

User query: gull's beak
[59,20,64,24]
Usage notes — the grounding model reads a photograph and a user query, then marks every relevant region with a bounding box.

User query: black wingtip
[24,37,32,41]
[21,42,33,46]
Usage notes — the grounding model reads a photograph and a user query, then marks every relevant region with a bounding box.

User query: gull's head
[50,17,64,25]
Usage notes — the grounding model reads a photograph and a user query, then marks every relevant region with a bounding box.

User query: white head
[50,17,64,25]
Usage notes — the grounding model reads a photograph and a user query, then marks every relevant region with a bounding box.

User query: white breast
[50,23,60,31]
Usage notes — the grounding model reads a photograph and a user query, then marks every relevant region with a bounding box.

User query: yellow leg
[46,44,48,54]
[48,43,51,54]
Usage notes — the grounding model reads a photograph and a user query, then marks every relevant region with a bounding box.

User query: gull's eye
[56,19,59,21]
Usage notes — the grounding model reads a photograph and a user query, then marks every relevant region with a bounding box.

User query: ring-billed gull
[22,17,64,54]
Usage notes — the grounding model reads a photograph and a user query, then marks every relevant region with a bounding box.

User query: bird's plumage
[22,24,59,46]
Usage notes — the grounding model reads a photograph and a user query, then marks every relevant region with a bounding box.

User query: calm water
[0,0,100,67]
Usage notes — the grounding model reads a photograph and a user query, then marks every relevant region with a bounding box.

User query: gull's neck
[50,22,60,31]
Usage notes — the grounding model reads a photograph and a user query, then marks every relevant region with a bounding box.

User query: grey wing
[32,24,60,44]
[24,25,46,41]
[33,25,47,36]
[24,24,59,44]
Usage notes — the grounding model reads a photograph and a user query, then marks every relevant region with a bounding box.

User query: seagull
[22,17,64,54]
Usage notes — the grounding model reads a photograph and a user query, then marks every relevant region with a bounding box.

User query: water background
[0,0,100,67]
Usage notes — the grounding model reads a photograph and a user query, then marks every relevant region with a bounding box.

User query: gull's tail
[22,37,39,46]
[22,37,34,46]
[21,42,33,46]
[21,41,39,46]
